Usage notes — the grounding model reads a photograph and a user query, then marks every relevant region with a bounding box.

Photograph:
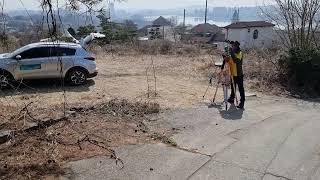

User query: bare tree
[0,0,5,35]
[39,0,126,36]
[264,0,320,49]
[0,0,8,50]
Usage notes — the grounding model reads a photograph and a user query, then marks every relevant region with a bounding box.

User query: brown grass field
[0,44,282,179]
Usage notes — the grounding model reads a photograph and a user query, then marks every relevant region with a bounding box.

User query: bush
[279,48,320,95]
[159,40,173,54]
[77,24,96,38]
[135,40,173,55]
[176,45,200,57]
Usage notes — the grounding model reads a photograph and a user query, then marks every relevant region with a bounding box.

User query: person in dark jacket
[228,41,245,109]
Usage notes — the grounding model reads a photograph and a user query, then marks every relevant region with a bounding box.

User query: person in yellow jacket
[222,41,245,109]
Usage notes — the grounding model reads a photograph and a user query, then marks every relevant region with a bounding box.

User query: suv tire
[0,70,14,89]
[67,68,87,86]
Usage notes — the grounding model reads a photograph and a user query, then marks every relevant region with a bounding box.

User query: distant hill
[123,6,271,22]
[6,10,100,32]
[4,6,272,32]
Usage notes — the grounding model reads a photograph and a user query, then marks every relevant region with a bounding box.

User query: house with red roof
[224,21,276,49]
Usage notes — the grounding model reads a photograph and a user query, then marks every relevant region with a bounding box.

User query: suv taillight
[84,57,95,61]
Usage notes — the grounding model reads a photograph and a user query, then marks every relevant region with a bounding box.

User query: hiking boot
[227,98,234,104]
[237,102,245,109]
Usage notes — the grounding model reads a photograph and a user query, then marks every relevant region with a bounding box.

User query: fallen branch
[45,134,125,169]
[0,116,68,145]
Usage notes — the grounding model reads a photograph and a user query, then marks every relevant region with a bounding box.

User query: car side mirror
[15,55,21,60]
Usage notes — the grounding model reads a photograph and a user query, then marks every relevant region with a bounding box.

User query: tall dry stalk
[145,56,157,98]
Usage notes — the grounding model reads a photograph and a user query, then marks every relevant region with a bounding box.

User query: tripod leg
[202,84,211,99]
[225,85,228,110]
[212,81,220,103]
[223,84,228,110]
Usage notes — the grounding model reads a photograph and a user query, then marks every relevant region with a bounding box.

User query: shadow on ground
[208,103,244,120]
[0,79,95,97]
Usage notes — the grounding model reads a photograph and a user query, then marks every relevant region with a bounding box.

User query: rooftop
[225,21,275,29]
[152,16,172,26]
[191,23,220,34]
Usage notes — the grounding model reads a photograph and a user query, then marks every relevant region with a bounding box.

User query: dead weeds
[0,99,171,180]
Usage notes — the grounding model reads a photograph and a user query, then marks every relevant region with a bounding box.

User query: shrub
[77,24,96,38]
[159,40,173,54]
[279,48,320,95]
[176,45,200,57]
[135,40,173,55]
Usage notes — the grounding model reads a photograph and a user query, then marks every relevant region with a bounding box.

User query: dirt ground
[0,53,227,109]
[0,52,227,179]
[0,99,173,179]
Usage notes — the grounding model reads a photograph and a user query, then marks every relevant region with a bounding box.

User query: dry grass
[243,49,288,96]
[0,53,224,110]
[0,46,5,54]
[0,99,170,179]
[0,42,284,109]
[0,42,286,179]
[90,41,211,57]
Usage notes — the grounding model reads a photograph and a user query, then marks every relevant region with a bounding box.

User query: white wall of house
[226,26,276,49]
[147,26,176,42]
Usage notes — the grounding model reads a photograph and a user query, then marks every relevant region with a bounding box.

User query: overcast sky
[5,0,274,11]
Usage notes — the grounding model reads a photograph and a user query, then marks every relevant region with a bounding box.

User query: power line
[18,0,35,26]
[205,0,208,24]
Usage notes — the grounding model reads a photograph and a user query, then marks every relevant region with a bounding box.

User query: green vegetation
[270,0,320,96]
[97,12,137,44]
[77,24,96,38]
[279,48,320,96]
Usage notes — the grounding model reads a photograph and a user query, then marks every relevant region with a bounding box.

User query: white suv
[0,42,98,88]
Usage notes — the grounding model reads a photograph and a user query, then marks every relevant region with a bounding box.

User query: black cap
[234,41,240,46]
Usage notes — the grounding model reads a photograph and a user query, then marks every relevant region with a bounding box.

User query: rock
[0,130,11,144]
[246,93,257,97]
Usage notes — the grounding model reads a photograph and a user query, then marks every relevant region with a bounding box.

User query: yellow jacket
[228,51,243,77]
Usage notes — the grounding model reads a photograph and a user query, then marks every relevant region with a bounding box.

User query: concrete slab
[262,174,288,180]
[157,105,270,155]
[310,168,320,180]
[189,160,263,180]
[63,143,210,180]
[157,97,302,156]
[61,96,320,180]
[158,97,292,153]
[266,116,320,180]
[245,99,301,119]
[214,112,313,173]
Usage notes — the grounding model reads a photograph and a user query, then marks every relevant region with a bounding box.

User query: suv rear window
[50,47,76,56]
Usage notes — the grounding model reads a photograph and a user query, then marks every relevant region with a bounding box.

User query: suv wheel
[68,69,87,86]
[0,72,13,89]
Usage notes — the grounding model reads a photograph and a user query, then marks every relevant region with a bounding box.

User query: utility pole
[205,0,208,24]
[183,9,186,27]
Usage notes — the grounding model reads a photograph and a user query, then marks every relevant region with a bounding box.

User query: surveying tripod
[203,46,238,111]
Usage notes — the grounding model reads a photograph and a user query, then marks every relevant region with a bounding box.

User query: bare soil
[0,51,224,179]
[0,48,280,179]
[0,99,171,179]
[0,53,227,109]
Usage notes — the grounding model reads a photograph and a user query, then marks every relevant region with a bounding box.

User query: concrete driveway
[62,96,320,180]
